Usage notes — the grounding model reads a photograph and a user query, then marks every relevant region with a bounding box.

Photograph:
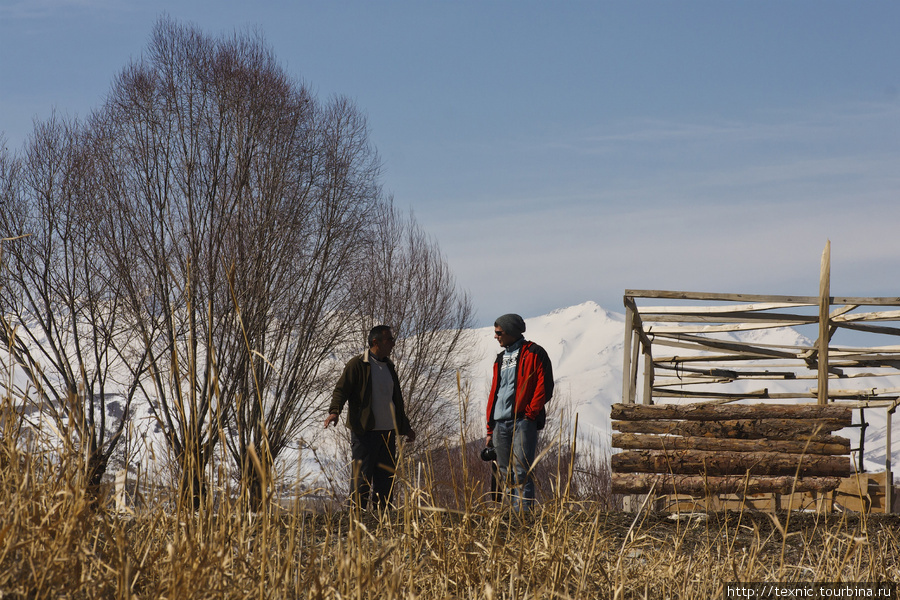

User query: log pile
[610,402,852,495]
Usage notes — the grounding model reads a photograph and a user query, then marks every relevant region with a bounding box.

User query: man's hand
[485,433,492,448]
[324,413,339,428]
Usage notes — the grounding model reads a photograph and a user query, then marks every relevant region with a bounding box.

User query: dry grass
[2,394,900,600]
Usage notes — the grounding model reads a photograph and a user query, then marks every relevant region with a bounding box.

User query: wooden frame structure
[614,245,900,512]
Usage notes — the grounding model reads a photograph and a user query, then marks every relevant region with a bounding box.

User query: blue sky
[2,1,899,326]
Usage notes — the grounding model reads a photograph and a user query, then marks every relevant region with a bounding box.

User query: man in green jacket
[325,325,416,510]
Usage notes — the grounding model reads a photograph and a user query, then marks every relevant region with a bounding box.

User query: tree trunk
[612,418,848,441]
[611,472,843,495]
[611,449,851,477]
[611,402,851,423]
[611,433,850,455]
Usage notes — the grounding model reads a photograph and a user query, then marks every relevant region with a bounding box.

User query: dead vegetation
[2,391,899,600]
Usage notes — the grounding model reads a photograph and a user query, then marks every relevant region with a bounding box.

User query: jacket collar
[496,338,529,358]
[362,350,393,367]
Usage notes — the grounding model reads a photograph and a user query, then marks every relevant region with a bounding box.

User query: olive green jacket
[329,351,412,436]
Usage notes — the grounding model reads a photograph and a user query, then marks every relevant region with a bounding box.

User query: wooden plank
[649,333,802,360]
[625,290,821,303]
[653,377,775,388]
[625,290,900,306]
[653,364,798,378]
[610,402,852,423]
[611,473,843,495]
[642,312,817,324]
[651,389,893,402]
[834,472,891,513]
[650,389,775,401]
[611,449,851,477]
[612,418,850,440]
[832,309,900,323]
[639,302,814,315]
[611,433,851,455]
[833,321,900,337]
[646,322,811,335]
[654,354,810,364]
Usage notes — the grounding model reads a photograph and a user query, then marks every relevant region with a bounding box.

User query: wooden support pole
[622,303,634,404]
[642,346,653,405]
[888,405,895,514]
[630,329,640,404]
[819,241,831,405]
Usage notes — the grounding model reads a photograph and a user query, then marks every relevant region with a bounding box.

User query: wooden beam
[625,289,900,306]
[649,333,802,360]
[832,321,900,337]
[611,449,851,477]
[610,402,852,423]
[612,433,851,455]
[639,302,815,315]
[630,329,640,404]
[611,473,843,495]
[642,346,653,405]
[650,389,774,401]
[612,418,850,441]
[646,322,813,335]
[622,303,634,404]
[625,290,821,303]
[642,312,818,324]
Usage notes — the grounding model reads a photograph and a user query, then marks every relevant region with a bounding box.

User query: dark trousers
[350,430,396,510]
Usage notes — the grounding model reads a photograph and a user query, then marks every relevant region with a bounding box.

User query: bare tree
[0,116,137,493]
[2,17,476,512]
[349,202,476,451]
[91,18,382,509]
[220,95,383,509]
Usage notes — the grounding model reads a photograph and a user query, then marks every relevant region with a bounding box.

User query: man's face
[494,327,516,348]
[373,329,396,357]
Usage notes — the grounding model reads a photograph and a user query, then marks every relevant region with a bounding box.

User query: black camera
[480,446,497,462]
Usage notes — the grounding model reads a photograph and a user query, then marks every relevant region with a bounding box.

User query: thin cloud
[0,0,127,19]
[562,101,900,154]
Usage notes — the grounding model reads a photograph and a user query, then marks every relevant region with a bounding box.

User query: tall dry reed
[2,387,900,599]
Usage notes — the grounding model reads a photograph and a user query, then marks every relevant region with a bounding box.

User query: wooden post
[642,346,653,405]
[630,330,640,404]
[887,406,894,513]
[623,303,635,404]
[818,241,831,405]
[858,408,866,472]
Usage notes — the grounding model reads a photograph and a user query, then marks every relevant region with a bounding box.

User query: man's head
[368,325,395,359]
[493,313,525,348]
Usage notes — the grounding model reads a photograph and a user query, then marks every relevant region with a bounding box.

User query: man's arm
[524,345,554,420]
[324,357,357,428]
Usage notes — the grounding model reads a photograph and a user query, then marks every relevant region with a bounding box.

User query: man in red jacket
[485,314,553,512]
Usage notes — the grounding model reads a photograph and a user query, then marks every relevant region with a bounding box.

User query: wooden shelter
[613,244,900,512]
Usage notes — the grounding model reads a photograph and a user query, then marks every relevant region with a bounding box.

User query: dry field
[3,409,900,599]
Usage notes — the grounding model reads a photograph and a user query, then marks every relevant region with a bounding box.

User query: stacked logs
[610,403,852,495]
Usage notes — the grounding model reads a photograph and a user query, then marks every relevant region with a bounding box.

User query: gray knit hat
[494,313,526,338]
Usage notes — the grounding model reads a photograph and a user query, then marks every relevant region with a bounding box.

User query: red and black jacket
[486,340,554,435]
